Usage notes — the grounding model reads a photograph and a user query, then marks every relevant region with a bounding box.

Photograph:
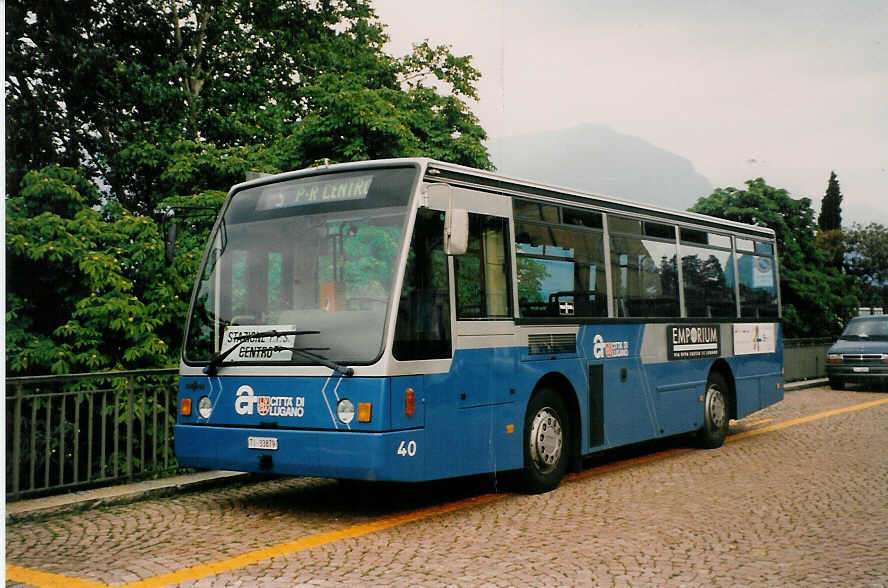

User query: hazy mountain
[489,124,712,211]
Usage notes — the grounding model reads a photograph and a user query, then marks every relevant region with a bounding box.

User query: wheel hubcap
[706,384,726,429]
[529,407,563,473]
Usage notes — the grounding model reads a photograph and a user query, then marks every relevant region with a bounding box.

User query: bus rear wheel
[520,388,569,494]
[696,372,729,449]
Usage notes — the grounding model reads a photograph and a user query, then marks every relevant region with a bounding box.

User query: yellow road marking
[567,447,694,482]
[726,397,888,443]
[120,493,503,588]
[738,417,773,428]
[5,564,107,588]
[7,395,888,588]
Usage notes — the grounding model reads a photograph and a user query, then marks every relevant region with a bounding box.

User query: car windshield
[183,167,417,366]
[840,317,888,340]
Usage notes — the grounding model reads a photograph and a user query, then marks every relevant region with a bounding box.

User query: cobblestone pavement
[7,386,887,587]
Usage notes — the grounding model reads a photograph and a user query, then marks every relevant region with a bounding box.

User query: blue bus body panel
[644,361,707,437]
[728,350,785,418]
[176,323,783,482]
[175,425,426,481]
[178,376,392,431]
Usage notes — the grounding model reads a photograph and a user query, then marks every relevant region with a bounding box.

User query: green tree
[275,41,489,172]
[5,1,173,196]
[818,171,843,232]
[6,1,492,215]
[6,1,494,375]
[5,167,198,375]
[690,178,858,337]
[815,227,845,271]
[816,171,844,270]
[843,222,888,310]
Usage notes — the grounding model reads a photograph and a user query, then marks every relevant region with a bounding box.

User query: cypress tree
[818,171,843,231]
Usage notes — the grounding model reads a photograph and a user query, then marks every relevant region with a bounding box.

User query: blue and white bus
[175,158,783,493]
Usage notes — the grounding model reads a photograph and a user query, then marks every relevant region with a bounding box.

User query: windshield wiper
[271,346,354,377]
[203,329,320,375]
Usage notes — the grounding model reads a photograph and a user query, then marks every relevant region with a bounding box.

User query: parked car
[826,315,888,390]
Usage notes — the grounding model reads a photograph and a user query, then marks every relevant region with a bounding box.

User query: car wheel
[696,371,729,449]
[828,377,844,390]
[519,388,569,494]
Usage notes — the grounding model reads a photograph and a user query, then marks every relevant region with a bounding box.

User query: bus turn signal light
[405,388,415,418]
[357,402,372,423]
[180,398,192,416]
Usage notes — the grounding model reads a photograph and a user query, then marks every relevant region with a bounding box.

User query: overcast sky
[373,0,887,227]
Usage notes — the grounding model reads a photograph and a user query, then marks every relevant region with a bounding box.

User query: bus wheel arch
[697,361,735,449]
[710,360,737,421]
[519,373,580,493]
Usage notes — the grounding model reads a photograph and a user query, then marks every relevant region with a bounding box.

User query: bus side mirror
[444,208,469,255]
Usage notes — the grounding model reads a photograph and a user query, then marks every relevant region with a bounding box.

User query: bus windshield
[183,166,418,366]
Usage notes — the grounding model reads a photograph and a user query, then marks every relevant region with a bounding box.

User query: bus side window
[515,221,606,318]
[454,214,513,319]
[737,252,779,318]
[681,245,736,318]
[609,216,679,318]
[393,209,452,360]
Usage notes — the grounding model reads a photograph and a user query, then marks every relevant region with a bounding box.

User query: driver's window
[454,214,513,319]
[393,209,452,360]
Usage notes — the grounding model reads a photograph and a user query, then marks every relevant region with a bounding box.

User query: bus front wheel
[520,388,569,494]
[696,372,729,449]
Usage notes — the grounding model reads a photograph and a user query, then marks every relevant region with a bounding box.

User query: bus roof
[423,159,776,240]
[231,157,776,240]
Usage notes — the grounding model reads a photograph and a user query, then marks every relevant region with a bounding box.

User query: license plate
[248,436,278,450]
[852,367,870,373]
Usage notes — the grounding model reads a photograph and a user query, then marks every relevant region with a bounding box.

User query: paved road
[6,386,887,587]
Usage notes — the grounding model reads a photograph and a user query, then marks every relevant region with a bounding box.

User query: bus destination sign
[221,325,297,361]
[256,175,373,211]
[667,325,721,361]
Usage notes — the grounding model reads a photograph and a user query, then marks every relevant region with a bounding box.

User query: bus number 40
[397,440,417,457]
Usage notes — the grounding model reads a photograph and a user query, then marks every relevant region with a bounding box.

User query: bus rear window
[738,253,779,318]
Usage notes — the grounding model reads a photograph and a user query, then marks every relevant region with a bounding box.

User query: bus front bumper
[174,425,426,482]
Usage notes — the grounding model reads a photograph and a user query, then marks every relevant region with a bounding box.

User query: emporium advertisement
[733,323,777,355]
[667,325,721,361]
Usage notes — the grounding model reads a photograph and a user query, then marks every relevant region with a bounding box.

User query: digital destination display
[256,174,373,211]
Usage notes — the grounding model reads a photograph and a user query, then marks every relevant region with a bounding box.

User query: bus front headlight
[337,399,355,424]
[197,396,213,419]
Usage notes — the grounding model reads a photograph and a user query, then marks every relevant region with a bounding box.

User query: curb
[785,378,829,391]
[6,470,252,523]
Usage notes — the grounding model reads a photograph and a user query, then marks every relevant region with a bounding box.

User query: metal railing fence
[783,337,833,382]
[5,368,180,501]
